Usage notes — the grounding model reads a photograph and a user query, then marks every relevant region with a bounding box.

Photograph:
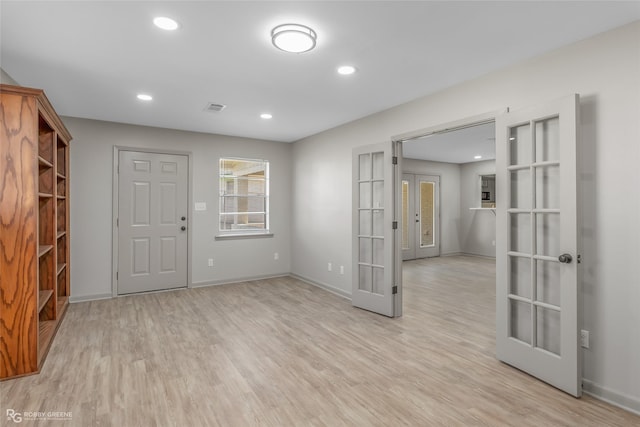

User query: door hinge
[116,218,119,227]
[577,254,582,264]
[116,272,118,280]
[392,221,398,229]
[392,156,398,165]
[392,285,398,294]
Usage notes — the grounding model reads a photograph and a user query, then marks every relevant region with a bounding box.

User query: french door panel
[352,142,399,317]
[496,94,580,396]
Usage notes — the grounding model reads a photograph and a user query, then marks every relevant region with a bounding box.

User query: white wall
[403,158,461,255]
[291,22,640,411]
[460,160,496,257]
[65,117,291,301]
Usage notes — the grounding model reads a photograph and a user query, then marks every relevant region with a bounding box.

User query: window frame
[217,157,270,237]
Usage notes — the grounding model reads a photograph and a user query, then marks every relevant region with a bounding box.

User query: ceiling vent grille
[204,102,226,112]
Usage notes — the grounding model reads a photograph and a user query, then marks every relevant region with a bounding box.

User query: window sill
[215,233,274,241]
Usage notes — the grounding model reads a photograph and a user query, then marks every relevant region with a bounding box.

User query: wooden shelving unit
[1,84,72,380]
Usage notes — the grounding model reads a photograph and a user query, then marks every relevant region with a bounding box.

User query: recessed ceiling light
[474,155,482,159]
[153,16,179,31]
[260,113,273,119]
[509,137,516,141]
[337,65,356,75]
[137,94,153,101]
[271,24,317,53]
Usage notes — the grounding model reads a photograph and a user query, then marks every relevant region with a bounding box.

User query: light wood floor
[2,256,638,426]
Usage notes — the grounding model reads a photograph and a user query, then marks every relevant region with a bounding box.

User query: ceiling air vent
[204,102,226,113]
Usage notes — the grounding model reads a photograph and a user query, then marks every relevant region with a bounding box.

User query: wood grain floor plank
[1,256,638,426]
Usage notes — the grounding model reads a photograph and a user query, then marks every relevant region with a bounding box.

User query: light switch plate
[195,202,207,211]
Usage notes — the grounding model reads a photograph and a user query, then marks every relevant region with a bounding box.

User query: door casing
[112,146,193,297]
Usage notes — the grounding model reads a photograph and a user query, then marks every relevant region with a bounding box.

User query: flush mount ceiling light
[137,94,153,101]
[337,65,356,75]
[260,113,273,119]
[153,16,179,31]
[271,24,317,53]
[474,155,483,159]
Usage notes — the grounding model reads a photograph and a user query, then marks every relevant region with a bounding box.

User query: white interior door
[118,151,188,295]
[352,142,400,317]
[496,94,580,396]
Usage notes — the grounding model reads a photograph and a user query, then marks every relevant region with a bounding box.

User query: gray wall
[65,117,291,301]
[403,158,461,255]
[291,22,640,410]
[1,67,19,85]
[460,160,496,257]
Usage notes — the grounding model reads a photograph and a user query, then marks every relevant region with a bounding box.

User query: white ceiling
[403,122,496,164]
[2,1,639,143]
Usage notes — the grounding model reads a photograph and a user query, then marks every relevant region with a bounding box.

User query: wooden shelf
[2,84,72,380]
[38,245,54,257]
[38,290,54,313]
[38,156,53,168]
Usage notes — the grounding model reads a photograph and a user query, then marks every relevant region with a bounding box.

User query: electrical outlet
[274,252,279,260]
[581,330,590,349]
[208,258,214,267]
[328,262,332,272]
[340,265,344,275]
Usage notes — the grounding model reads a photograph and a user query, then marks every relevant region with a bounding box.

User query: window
[219,158,269,233]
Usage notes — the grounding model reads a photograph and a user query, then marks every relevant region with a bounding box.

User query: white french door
[402,174,440,260]
[496,94,580,396]
[352,142,401,317]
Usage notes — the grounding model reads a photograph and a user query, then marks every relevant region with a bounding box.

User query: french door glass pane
[536,260,561,307]
[535,117,560,163]
[402,181,409,250]
[359,265,372,292]
[372,152,384,180]
[359,154,370,180]
[510,213,531,254]
[510,169,531,209]
[372,181,384,209]
[372,266,384,295]
[359,210,371,236]
[359,238,371,263]
[510,256,531,298]
[509,124,532,166]
[536,165,560,209]
[372,238,384,266]
[536,306,561,356]
[420,182,434,247]
[359,182,371,208]
[372,210,384,237]
[510,300,532,345]
[536,213,560,257]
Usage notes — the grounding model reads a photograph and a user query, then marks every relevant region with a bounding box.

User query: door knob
[558,253,572,264]
[181,216,186,221]
[181,226,186,231]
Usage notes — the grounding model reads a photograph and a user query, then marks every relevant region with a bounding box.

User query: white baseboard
[190,272,290,288]
[290,273,351,300]
[583,379,640,416]
[69,293,113,303]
